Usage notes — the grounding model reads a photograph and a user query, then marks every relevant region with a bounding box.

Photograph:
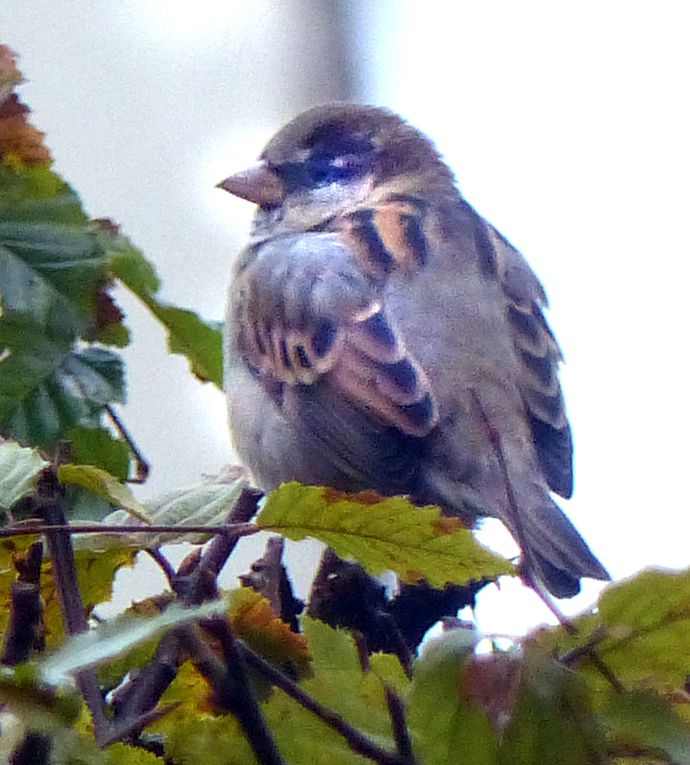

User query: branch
[240,644,407,765]
[0,521,260,538]
[182,619,286,765]
[385,686,416,765]
[239,535,303,631]
[145,547,179,587]
[105,403,149,483]
[1,541,44,664]
[35,465,110,744]
[111,489,268,748]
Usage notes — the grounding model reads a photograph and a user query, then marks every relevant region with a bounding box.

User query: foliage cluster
[1,46,689,764]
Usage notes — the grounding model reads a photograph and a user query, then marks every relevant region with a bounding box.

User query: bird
[218,103,609,598]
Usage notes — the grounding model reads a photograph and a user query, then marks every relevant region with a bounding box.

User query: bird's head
[217,103,457,238]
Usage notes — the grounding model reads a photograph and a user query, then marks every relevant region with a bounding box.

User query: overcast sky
[2,1,688,635]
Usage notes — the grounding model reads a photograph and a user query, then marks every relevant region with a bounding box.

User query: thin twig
[1,541,44,664]
[36,469,110,744]
[240,644,406,765]
[527,577,577,635]
[169,487,283,763]
[353,631,371,673]
[0,521,260,538]
[105,703,181,746]
[559,626,608,666]
[385,686,416,764]
[145,547,176,587]
[198,488,264,579]
[180,622,286,765]
[106,403,149,482]
[110,489,264,743]
[239,535,303,631]
[111,630,182,727]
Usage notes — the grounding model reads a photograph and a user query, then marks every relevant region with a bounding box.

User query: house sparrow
[219,104,608,598]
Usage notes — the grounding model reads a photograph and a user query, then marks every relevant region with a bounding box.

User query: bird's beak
[216,161,285,207]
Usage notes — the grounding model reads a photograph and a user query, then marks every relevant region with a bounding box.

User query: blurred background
[2,0,688,635]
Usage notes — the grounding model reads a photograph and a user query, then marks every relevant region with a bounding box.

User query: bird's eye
[276,154,366,190]
[277,129,375,191]
[304,154,363,186]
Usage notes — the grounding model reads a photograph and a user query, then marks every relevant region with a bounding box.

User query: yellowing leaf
[539,567,690,696]
[227,588,310,674]
[149,662,255,765]
[0,535,40,640]
[106,743,165,764]
[57,464,149,521]
[42,547,137,645]
[257,483,513,587]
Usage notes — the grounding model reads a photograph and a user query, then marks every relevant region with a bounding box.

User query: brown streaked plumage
[220,104,608,597]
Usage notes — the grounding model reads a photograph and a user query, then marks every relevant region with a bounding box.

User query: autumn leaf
[257,482,513,587]
[227,588,310,674]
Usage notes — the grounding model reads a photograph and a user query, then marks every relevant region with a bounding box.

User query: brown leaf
[460,652,522,732]
[323,488,385,506]
[228,587,311,674]
[0,47,51,165]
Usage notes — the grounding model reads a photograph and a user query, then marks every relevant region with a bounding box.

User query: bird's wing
[231,201,437,489]
[484,222,574,498]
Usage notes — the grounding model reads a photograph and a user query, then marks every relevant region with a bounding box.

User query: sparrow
[218,104,609,598]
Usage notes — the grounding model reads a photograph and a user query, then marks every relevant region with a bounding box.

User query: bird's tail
[516,500,610,598]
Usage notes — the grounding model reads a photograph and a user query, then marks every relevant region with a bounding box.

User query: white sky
[2,0,689,635]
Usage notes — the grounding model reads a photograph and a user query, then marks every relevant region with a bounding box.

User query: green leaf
[0,310,73,348]
[499,648,605,765]
[110,242,223,387]
[43,547,138,644]
[0,662,109,764]
[0,342,125,449]
[0,439,47,512]
[0,164,107,334]
[539,567,690,704]
[263,617,402,764]
[146,303,223,387]
[40,600,228,685]
[407,628,498,765]
[601,691,690,765]
[257,483,514,587]
[67,346,126,405]
[148,662,256,765]
[77,468,248,550]
[108,242,160,296]
[298,616,396,730]
[57,464,147,520]
[264,689,373,765]
[0,663,81,732]
[66,426,131,480]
